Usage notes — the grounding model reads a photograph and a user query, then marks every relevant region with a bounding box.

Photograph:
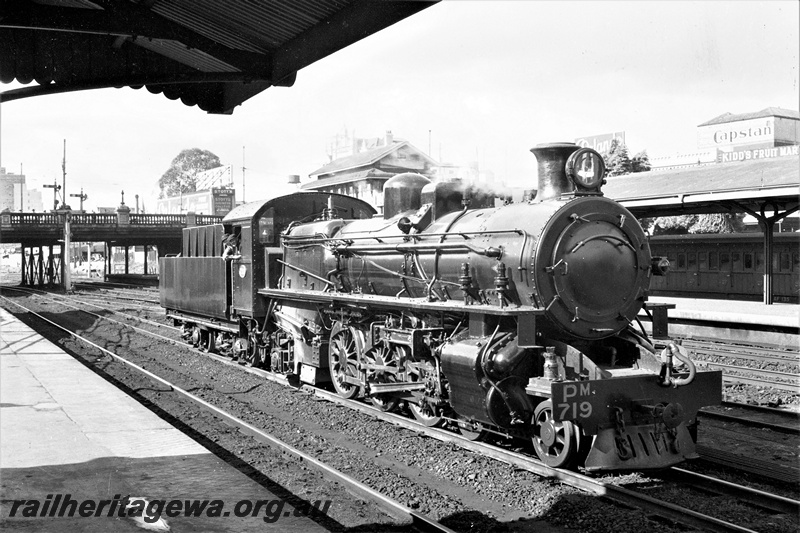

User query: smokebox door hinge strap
[546,259,567,275]
[545,295,560,312]
[569,213,591,223]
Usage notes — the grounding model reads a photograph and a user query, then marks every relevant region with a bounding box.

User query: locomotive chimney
[529,142,581,202]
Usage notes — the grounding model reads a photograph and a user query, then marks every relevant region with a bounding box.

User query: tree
[648,213,746,235]
[602,140,651,176]
[605,139,632,176]
[631,150,651,173]
[158,148,222,199]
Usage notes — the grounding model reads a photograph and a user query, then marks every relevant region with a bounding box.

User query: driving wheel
[328,325,363,399]
[364,343,400,412]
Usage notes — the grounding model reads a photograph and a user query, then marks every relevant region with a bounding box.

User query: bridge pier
[20,245,62,287]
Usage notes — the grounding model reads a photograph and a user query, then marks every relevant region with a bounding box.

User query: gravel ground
[2,290,798,533]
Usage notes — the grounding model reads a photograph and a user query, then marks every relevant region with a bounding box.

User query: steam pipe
[658,342,696,387]
[333,242,503,257]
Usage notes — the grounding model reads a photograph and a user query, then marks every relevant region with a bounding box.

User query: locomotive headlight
[566,148,606,191]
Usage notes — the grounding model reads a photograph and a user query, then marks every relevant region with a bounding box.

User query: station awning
[603,154,799,218]
[0,0,438,114]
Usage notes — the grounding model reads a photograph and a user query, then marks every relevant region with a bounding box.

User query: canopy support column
[736,201,798,305]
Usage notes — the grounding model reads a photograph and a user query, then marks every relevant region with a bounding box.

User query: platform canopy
[603,154,799,219]
[0,0,438,114]
[603,153,799,304]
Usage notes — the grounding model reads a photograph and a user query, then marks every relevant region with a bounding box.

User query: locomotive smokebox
[530,142,581,201]
[383,173,431,219]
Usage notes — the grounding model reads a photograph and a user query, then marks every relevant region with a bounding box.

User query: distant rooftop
[698,107,800,127]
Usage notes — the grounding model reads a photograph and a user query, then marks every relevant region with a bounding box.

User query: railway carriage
[649,233,799,303]
[161,142,723,472]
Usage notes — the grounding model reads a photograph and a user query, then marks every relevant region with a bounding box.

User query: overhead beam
[272,0,437,83]
[0,0,272,75]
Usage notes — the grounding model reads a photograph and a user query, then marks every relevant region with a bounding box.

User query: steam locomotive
[160,142,722,471]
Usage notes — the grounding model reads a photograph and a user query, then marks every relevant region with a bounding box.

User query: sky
[1,0,798,212]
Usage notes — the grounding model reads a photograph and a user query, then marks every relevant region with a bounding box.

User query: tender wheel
[457,416,487,441]
[328,326,363,399]
[190,326,202,347]
[364,343,400,412]
[203,330,218,354]
[244,330,261,368]
[531,400,580,468]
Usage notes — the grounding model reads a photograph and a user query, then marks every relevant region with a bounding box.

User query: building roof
[0,1,438,114]
[603,154,799,218]
[698,107,800,127]
[301,168,395,190]
[309,140,438,178]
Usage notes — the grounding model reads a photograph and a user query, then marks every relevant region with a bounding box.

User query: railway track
[684,337,799,365]
[0,293,456,533]
[2,289,798,533]
[701,402,800,436]
[701,362,799,392]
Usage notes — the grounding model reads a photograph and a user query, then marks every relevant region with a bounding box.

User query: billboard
[156,188,236,216]
[697,117,776,151]
[574,132,626,154]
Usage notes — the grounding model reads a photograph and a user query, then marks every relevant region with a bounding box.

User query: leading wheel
[328,326,363,399]
[531,400,580,469]
[409,400,442,427]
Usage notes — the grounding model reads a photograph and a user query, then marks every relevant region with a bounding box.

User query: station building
[301,131,438,209]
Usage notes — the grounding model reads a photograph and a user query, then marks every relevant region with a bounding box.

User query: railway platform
[0,308,328,532]
[642,296,799,346]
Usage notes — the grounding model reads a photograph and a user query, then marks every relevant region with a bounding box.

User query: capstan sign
[698,117,775,150]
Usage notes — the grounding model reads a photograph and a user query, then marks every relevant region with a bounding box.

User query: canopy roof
[0,0,437,114]
[603,154,799,218]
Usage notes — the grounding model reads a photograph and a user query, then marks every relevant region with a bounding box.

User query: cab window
[259,208,276,245]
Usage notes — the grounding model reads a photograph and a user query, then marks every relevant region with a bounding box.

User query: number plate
[550,371,722,434]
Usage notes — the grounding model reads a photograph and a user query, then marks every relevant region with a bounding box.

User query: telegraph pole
[61,139,68,209]
[242,146,246,203]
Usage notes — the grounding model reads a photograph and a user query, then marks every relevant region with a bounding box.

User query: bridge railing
[2,212,223,227]
[9,213,60,224]
[130,214,188,226]
[71,213,118,224]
